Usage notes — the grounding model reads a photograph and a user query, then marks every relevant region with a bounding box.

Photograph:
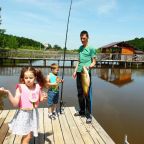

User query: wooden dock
[0,107,115,144]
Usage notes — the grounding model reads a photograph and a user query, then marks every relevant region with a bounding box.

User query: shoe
[48,113,56,120]
[52,111,58,117]
[74,111,85,117]
[86,117,92,124]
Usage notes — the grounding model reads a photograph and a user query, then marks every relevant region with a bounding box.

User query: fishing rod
[60,0,73,114]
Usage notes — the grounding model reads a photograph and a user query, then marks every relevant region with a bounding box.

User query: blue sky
[0,0,144,49]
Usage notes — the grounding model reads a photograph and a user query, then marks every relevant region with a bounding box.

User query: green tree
[53,44,62,50]
[7,36,18,49]
[127,37,144,51]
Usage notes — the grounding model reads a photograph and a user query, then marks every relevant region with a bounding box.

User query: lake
[0,66,144,144]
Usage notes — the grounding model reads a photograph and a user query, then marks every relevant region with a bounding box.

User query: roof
[99,41,134,49]
[135,50,144,54]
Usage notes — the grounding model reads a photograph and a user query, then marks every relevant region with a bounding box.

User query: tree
[53,44,62,50]
[0,7,6,34]
[7,36,18,49]
[127,37,144,51]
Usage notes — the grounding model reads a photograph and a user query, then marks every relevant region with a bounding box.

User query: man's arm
[89,57,96,69]
[74,61,79,72]
[72,61,79,79]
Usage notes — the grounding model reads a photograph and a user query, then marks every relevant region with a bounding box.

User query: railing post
[71,60,74,67]
[29,59,32,66]
[43,59,46,67]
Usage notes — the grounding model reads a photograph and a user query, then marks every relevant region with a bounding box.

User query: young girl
[0,67,47,144]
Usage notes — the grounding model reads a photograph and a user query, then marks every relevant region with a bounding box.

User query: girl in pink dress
[0,67,47,144]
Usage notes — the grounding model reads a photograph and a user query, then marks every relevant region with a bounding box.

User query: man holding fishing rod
[72,30,96,124]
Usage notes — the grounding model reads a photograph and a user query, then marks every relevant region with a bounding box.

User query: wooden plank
[35,108,45,144]
[13,135,22,144]
[69,107,95,144]
[64,107,84,144]
[0,108,115,144]
[0,110,2,114]
[3,133,15,144]
[3,110,16,144]
[0,110,9,128]
[52,112,64,144]
[58,108,75,144]
[91,117,115,144]
[0,110,13,144]
[43,108,54,144]
[80,116,105,144]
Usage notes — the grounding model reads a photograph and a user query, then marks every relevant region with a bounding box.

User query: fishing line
[60,0,73,114]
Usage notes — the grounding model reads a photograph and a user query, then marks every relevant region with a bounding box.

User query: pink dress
[8,83,41,137]
[18,84,40,109]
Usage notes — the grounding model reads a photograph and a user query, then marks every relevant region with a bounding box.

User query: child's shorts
[47,90,59,107]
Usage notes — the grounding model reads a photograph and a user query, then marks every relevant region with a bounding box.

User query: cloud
[97,0,117,15]
[13,0,69,22]
[15,0,46,4]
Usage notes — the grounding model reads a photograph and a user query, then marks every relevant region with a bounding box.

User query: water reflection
[97,68,133,87]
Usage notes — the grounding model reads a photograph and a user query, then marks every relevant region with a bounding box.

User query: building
[99,41,143,61]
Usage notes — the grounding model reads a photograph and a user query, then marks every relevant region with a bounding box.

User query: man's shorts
[47,90,59,107]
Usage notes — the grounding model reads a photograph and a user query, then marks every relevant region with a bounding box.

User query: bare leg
[48,106,53,114]
[53,104,58,112]
[21,132,32,144]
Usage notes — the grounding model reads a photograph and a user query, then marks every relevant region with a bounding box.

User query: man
[72,30,96,123]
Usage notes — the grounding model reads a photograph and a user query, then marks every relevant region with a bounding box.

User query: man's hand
[72,71,77,79]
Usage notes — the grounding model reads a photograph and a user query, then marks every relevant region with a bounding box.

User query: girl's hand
[40,91,47,102]
[0,87,9,95]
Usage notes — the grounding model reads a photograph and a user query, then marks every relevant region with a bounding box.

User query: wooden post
[13,59,16,66]
[137,63,138,68]
[130,62,131,68]
[71,60,74,67]
[29,59,32,66]
[43,59,46,67]
[112,61,114,68]
[0,58,3,65]
[125,62,126,68]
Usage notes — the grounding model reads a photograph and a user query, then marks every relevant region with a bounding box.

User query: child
[46,63,63,119]
[0,67,47,144]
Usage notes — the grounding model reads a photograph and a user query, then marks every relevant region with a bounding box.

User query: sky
[0,0,144,49]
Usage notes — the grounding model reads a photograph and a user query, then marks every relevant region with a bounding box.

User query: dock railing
[97,53,144,62]
[0,50,78,60]
[0,50,144,62]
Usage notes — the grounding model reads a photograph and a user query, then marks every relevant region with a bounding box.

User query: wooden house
[99,41,136,60]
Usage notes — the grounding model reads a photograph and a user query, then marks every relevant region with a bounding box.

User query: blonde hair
[50,63,59,70]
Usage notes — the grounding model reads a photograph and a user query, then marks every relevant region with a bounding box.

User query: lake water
[0,66,144,144]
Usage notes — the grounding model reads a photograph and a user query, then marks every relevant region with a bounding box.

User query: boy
[46,63,63,119]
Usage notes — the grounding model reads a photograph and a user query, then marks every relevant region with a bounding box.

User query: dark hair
[80,30,89,38]
[50,63,59,70]
[19,66,46,88]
